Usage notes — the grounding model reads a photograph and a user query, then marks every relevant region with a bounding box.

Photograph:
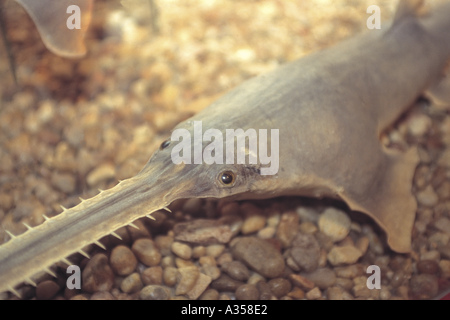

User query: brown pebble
[90,291,115,300]
[211,274,245,292]
[276,211,300,248]
[132,238,161,267]
[222,261,250,281]
[142,266,163,285]
[139,285,170,300]
[289,274,315,291]
[199,289,220,300]
[268,278,291,298]
[287,287,305,299]
[171,241,192,260]
[36,280,60,300]
[121,272,143,293]
[256,281,275,300]
[163,267,178,287]
[290,232,320,272]
[231,237,285,278]
[417,260,439,274]
[186,273,212,300]
[305,287,322,300]
[110,245,138,276]
[409,274,439,299]
[302,268,336,289]
[327,286,353,300]
[82,253,115,293]
[235,284,260,300]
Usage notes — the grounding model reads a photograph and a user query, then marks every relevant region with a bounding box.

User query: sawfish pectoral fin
[338,147,419,253]
[15,0,93,58]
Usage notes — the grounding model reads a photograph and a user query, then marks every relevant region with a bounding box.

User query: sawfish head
[133,119,280,210]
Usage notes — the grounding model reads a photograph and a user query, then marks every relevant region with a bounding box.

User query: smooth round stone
[171,241,192,260]
[327,246,362,266]
[268,278,291,298]
[276,211,300,247]
[90,291,115,300]
[132,238,161,267]
[36,280,60,300]
[211,274,245,292]
[409,274,439,299]
[142,266,163,285]
[318,208,351,242]
[241,214,266,235]
[290,232,320,272]
[417,260,439,274]
[120,272,143,293]
[110,245,138,276]
[235,284,259,300]
[302,268,336,289]
[139,285,170,300]
[82,253,115,293]
[231,237,285,278]
[163,267,178,287]
[199,289,220,300]
[222,261,250,281]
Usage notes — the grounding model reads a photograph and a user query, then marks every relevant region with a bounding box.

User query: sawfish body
[1,0,450,295]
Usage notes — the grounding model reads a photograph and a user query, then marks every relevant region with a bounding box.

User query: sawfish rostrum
[1,0,450,295]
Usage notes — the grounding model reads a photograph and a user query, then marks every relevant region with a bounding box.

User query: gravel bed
[0,0,449,300]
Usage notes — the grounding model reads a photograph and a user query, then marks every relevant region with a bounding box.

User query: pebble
[154,235,174,256]
[287,287,305,300]
[175,266,199,295]
[120,272,143,293]
[199,289,220,300]
[141,266,163,285]
[407,113,432,137]
[409,274,439,299]
[90,291,115,300]
[326,286,353,300]
[50,172,76,194]
[36,280,60,300]
[417,260,439,274]
[439,260,450,277]
[305,287,322,300]
[211,274,245,292]
[163,267,178,286]
[186,273,212,299]
[139,285,170,300]
[206,244,226,257]
[256,281,275,300]
[82,253,115,293]
[276,211,300,247]
[171,241,192,260]
[235,284,260,300]
[241,214,266,235]
[110,245,138,276]
[416,185,439,207]
[221,261,250,281]
[302,268,336,289]
[231,237,285,278]
[268,278,291,298]
[173,219,234,244]
[132,238,161,267]
[327,246,362,266]
[318,208,351,242]
[434,217,450,234]
[86,163,116,187]
[290,232,320,272]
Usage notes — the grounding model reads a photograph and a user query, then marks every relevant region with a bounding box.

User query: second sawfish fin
[15,0,93,58]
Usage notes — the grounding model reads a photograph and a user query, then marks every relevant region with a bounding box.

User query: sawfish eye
[219,171,236,186]
[160,139,171,150]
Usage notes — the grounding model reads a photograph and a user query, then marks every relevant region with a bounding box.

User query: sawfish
[1,0,450,296]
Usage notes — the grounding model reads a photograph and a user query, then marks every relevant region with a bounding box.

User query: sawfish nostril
[220,171,235,185]
[160,139,171,150]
